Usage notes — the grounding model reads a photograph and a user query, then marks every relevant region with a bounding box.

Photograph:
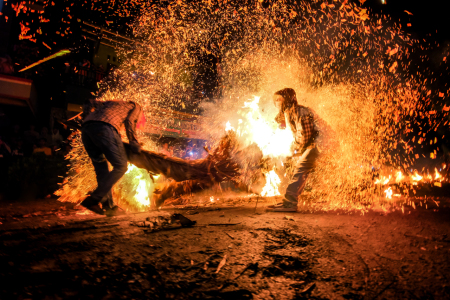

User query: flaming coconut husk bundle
[125,131,264,206]
[60,120,264,206]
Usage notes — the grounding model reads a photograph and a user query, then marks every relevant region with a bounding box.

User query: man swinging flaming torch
[80,99,147,216]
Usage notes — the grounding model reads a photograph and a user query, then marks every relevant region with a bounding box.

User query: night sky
[365,0,449,43]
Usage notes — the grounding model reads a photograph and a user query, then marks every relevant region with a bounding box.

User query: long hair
[274,88,298,112]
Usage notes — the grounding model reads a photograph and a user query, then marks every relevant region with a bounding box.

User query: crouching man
[269,88,319,212]
[81,100,146,216]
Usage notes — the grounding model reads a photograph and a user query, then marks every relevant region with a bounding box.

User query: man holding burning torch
[80,100,146,216]
[269,88,319,212]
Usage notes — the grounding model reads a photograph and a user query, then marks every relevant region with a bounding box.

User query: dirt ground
[0,196,449,300]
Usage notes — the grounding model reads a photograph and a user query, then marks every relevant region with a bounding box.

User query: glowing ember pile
[374,166,447,202]
[52,0,449,212]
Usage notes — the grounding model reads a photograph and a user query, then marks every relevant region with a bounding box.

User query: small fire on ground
[376,168,446,200]
[261,170,282,197]
[113,164,159,211]
[125,164,151,206]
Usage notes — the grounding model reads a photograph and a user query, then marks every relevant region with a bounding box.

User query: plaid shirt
[83,101,142,143]
[284,104,317,151]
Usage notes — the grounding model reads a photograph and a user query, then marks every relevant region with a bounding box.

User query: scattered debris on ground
[0,198,450,299]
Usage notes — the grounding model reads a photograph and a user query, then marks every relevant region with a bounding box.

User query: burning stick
[19,49,71,72]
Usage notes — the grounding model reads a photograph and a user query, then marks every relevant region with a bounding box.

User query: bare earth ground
[0,196,449,300]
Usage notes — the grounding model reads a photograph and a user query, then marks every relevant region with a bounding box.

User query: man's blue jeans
[284,146,319,205]
[81,122,128,209]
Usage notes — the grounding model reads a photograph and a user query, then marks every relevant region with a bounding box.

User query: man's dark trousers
[81,122,128,209]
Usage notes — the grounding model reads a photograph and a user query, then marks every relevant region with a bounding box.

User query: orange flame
[395,171,403,182]
[261,170,281,197]
[435,168,441,180]
[226,96,294,157]
[123,164,157,207]
[384,187,393,199]
[374,175,391,185]
[411,172,423,181]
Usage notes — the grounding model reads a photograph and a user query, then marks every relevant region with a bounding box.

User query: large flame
[228,96,294,157]
[224,96,294,197]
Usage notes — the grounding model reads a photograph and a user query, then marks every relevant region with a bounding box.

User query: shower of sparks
[43,0,450,212]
